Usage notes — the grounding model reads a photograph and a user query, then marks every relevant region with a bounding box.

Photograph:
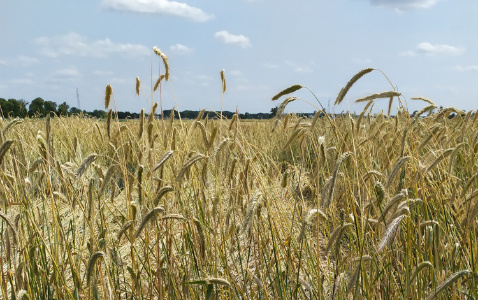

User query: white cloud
[215,31,251,48]
[35,32,150,58]
[103,0,213,22]
[402,42,464,56]
[455,65,478,72]
[0,59,7,66]
[368,0,439,10]
[10,78,35,85]
[17,55,40,67]
[53,68,81,79]
[285,60,314,73]
[170,43,193,54]
[417,42,463,55]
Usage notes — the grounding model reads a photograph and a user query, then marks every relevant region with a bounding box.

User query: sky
[0,0,477,114]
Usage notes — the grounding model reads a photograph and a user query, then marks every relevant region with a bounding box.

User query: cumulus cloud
[417,42,464,55]
[367,0,439,10]
[103,0,213,22]
[170,43,193,54]
[215,31,251,48]
[402,42,464,56]
[35,32,150,58]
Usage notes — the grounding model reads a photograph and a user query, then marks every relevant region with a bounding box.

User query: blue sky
[0,0,476,114]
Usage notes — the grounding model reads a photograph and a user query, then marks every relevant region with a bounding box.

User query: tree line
[0,97,291,119]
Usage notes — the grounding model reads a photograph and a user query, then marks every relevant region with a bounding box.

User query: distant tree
[44,101,57,115]
[15,99,28,117]
[270,106,278,118]
[57,102,70,116]
[0,98,12,117]
[91,110,107,118]
[0,98,28,118]
[29,97,46,117]
[69,107,82,115]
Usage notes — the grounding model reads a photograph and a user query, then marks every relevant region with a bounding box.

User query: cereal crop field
[1,69,478,299]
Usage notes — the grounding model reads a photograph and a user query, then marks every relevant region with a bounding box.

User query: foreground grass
[0,107,478,299]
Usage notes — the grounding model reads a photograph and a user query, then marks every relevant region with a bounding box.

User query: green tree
[57,102,70,116]
[91,110,107,118]
[29,97,46,117]
[0,98,12,117]
[270,106,278,118]
[69,107,82,115]
[8,98,28,117]
[44,101,57,115]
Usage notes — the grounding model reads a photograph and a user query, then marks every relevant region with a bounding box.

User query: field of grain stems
[1,62,478,299]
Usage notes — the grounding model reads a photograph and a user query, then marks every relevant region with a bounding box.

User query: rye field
[1,67,478,299]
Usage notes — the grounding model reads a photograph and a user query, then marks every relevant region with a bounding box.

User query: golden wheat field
[1,67,478,300]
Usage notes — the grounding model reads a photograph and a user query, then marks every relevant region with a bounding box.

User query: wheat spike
[298,208,327,242]
[386,156,411,189]
[1,118,23,136]
[435,107,465,120]
[411,97,437,107]
[240,193,262,235]
[0,139,14,164]
[272,84,303,101]
[152,46,169,81]
[176,153,208,182]
[86,251,106,285]
[321,152,353,208]
[275,97,298,118]
[116,220,135,242]
[138,109,144,139]
[378,190,407,222]
[152,150,174,172]
[425,270,470,300]
[154,75,165,92]
[153,186,174,206]
[105,84,112,109]
[100,164,117,195]
[335,68,374,105]
[426,148,453,173]
[161,214,186,221]
[149,102,158,123]
[135,76,141,95]
[325,223,353,255]
[377,214,406,252]
[409,261,433,284]
[134,206,165,239]
[355,91,401,103]
[220,69,226,93]
[75,153,97,177]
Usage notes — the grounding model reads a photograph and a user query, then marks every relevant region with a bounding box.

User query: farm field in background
[1,104,478,299]
[1,63,478,299]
